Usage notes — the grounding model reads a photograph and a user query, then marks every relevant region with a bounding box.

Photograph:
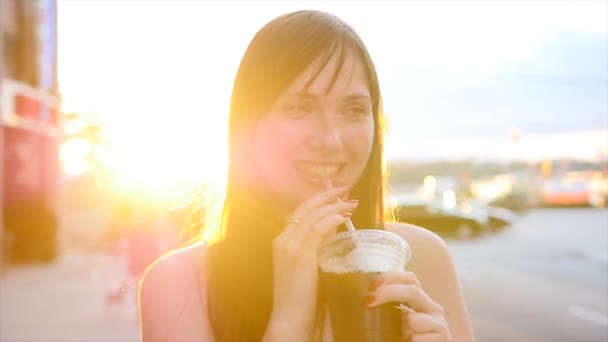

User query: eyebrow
[282,92,372,102]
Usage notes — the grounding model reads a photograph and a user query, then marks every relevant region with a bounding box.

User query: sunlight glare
[59,138,92,176]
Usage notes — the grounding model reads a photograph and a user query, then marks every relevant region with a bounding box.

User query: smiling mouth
[294,163,344,181]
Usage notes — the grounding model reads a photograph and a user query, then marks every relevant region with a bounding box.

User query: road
[447,208,608,342]
[0,253,140,342]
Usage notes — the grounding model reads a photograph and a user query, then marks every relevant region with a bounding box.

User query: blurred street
[1,208,606,342]
[451,208,608,342]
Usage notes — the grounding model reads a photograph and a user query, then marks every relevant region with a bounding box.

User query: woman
[139,10,474,342]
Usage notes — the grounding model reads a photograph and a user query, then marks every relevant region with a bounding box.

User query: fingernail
[334,182,347,188]
[362,293,376,306]
[341,212,352,218]
[369,276,384,291]
[347,199,359,204]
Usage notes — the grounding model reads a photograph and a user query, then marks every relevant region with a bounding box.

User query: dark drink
[321,271,402,342]
[318,229,411,342]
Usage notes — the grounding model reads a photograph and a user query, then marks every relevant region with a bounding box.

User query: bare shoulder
[139,241,214,342]
[385,222,451,266]
[140,241,206,288]
[385,222,475,341]
[385,221,454,283]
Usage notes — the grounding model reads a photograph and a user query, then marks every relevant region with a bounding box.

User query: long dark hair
[206,10,388,341]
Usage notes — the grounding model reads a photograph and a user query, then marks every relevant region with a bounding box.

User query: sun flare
[57,1,608,201]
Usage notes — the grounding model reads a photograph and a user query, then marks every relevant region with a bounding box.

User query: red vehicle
[540,174,603,207]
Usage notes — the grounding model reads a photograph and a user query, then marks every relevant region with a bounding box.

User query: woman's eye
[283,102,313,117]
[342,106,370,120]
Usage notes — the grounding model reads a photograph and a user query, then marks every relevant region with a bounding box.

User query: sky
[57,0,608,181]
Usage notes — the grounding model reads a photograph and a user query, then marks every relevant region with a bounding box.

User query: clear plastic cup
[319,229,411,342]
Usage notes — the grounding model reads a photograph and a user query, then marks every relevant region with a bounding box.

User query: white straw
[322,177,356,232]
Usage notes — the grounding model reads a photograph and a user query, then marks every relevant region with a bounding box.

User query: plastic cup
[318,229,411,342]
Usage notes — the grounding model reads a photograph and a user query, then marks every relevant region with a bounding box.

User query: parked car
[488,190,535,213]
[389,193,489,237]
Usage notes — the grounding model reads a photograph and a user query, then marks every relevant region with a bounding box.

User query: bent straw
[322,177,356,232]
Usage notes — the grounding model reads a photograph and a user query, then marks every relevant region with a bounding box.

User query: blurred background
[0,1,606,341]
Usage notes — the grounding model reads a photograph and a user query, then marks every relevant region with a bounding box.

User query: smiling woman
[134,9,476,342]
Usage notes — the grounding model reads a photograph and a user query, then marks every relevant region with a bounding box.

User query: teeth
[298,165,340,177]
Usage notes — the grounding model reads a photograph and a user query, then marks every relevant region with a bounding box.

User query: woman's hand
[265,184,359,340]
[363,271,452,342]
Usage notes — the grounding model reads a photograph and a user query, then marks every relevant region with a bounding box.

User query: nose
[309,115,344,152]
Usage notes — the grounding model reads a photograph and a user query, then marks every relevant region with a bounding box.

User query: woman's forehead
[284,52,370,99]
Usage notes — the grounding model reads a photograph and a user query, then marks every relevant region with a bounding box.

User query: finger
[403,313,447,335]
[371,271,421,291]
[282,196,356,241]
[298,199,358,230]
[274,213,352,261]
[299,212,354,247]
[365,284,444,314]
[288,185,349,225]
[409,332,449,342]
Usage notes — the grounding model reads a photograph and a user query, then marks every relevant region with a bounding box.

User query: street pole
[0,0,6,275]
[510,125,522,172]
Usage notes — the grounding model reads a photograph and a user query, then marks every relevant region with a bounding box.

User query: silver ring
[287,217,301,225]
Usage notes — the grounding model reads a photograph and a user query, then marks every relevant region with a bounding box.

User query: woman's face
[244,52,375,209]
